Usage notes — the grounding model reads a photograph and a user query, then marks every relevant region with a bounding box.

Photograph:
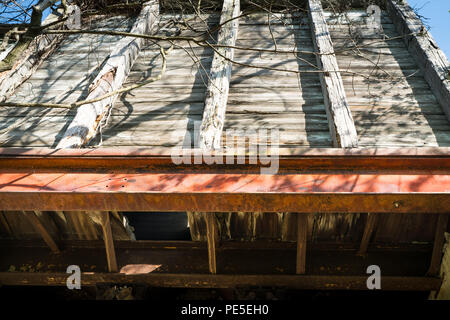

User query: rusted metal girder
[0,148,448,213]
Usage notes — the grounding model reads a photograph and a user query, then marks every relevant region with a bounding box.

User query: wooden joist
[358,213,379,255]
[427,214,449,276]
[205,213,218,274]
[56,1,159,148]
[23,211,60,254]
[99,211,118,273]
[296,213,308,274]
[307,0,358,148]
[387,0,450,122]
[199,0,240,149]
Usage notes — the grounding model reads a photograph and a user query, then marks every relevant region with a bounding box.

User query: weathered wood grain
[307,0,358,148]
[430,232,450,300]
[387,0,450,122]
[205,213,218,274]
[99,211,118,273]
[24,211,60,254]
[199,0,240,150]
[427,214,449,276]
[57,1,160,148]
[296,213,308,274]
[358,213,379,255]
[0,10,65,103]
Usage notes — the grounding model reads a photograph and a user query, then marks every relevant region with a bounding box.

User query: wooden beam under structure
[358,213,379,256]
[199,0,240,149]
[427,214,449,276]
[56,1,160,148]
[307,0,359,148]
[99,211,118,273]
[296,213,308,274]
[387,0,450,122]
[23,211,60,254]
[205,213,218,274]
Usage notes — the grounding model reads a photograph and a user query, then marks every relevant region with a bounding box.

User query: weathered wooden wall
[0,211,133,241]
[188,212,440,244]
[0,210,440,244]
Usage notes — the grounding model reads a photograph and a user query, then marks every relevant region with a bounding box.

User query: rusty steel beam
[0,272,441,291]
[0,147,448,213]
[0,179,448,213]
[0,147,449,173]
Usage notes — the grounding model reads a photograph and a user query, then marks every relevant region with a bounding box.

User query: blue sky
[408,0,450,57]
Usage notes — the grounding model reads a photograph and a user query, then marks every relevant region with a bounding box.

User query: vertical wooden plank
[199,0,240,149]
[24,211,60,254]
[358,213,379,255]
[307,0,359,148]
[187,211,207,241]
[68,211,85,240]
[205,213,218,274]
[100,211,118,273]
[427,214,449,276]
[84,213,99,240]
[296,213,308,275]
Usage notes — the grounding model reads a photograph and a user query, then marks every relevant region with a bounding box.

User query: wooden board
[308,0,358,148]
[387,0,450,122]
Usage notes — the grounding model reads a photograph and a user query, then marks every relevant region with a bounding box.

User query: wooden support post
[205,213,218,274]
[199,0,240,149]
[307,0,358,148]
[24,211,60,254]
[57,1,160,148]
[427,214,449,276]
[100,211,118,273]
[358,213,379,255]
[296,213,308,274]
[429,231,450,299]
[387,0,450,122]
